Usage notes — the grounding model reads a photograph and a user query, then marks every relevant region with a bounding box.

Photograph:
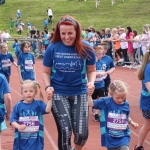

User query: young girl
[10,80,52,150]
[18,41,36,83]
[0,73,12,150]
[88,80,138,150]
[0,42,18,83]
[12,38,21,59]
[92,46,107,121]
[134,45,150,150]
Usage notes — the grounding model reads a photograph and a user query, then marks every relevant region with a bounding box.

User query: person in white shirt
[1,30,11,43]
[47,7,53,24]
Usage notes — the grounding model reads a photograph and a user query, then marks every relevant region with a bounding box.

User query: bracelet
[45,85,51,91]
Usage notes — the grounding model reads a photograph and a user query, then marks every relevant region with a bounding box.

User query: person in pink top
[126,26,134,63]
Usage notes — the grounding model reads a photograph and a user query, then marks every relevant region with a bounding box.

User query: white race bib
[25,60,33,70]
[95,70,107,82]
[18,116,39,133]
[2,59,11,68]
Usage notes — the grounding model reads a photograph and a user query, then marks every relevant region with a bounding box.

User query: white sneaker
[122,65,128,68]
[118,58,124,63]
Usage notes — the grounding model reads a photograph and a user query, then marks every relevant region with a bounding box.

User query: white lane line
[10,87,58,150]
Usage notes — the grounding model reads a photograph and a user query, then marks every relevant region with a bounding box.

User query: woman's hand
[87,82,95,96]
[46,86,54,100]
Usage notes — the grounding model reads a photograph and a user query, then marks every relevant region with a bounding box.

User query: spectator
[47,7,53,24]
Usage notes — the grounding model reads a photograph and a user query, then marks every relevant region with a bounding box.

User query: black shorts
[92,87,105,99]
[142,110,150,119]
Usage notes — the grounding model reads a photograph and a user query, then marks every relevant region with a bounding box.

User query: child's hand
[87,82,95,96]
[18,124,26,131]
[131,122,139,129]
[46,86,54,100]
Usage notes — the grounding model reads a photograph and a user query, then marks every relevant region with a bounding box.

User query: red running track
[2,59,150,150]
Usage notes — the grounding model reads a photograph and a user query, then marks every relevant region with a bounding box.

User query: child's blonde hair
[20,41,31,52]
[93,46,102,53]
[21,80,44,100]
[100,42,108,50]
[0,42,7,49]
[109,80,128,94]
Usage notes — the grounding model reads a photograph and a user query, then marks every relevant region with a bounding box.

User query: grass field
[0,0,150,54]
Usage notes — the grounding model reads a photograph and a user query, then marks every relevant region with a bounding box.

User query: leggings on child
[51,94,89,150]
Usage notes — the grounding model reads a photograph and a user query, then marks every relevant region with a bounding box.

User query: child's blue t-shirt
[17,52,35,80]
[94,60,105,89]
[101,55,115,80]
[27,22,31,27]
[0,53,14,76]
[93,97,130,148]
[44,20,48,26]
[0,74,10,123]
[43,34,49,45]
[43,41,96,96]
[10,100,48,150]
[140,62,150,110]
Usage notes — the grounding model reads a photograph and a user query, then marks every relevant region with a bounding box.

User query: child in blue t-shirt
[0,74,12,150]
[10,80,52,150]
[92,46,108,122]
[17,41,36,83]
[88,80,138,150]
[12,38,21,59]
[100,42,115,96]
[0,42,18,83]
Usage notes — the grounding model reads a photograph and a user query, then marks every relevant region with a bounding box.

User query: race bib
[2,59,11,68]
[107,112,127,131]
[95,70,107,82]
[25,60,33,70]
[18,116,40,133]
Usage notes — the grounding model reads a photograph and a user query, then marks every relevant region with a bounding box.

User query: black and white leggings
[52,94,89,150]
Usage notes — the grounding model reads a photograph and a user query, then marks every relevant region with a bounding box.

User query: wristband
[45,85,51,91]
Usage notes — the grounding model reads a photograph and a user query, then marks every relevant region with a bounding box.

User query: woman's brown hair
[51,15,94,58]
[138,45,150,80]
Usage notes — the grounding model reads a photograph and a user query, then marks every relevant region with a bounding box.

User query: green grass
[0,0,150,54]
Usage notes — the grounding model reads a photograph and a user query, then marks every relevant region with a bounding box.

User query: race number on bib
[2,59,11,68]
[95,70,107,82]
[18,116,40,133]
[25,60,33,70]
[107,112,127,131]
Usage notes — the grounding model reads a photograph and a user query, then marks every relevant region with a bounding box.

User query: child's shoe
[134,145,144,150]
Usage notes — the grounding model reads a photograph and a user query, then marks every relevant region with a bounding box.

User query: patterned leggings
[52,94,89,150]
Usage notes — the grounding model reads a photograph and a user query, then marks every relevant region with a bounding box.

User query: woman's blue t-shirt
[43,41,96,96]
[140,62,150,110]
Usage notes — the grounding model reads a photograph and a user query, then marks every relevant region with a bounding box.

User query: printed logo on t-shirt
[18,116,40,133]
[2,59,11,68]
[25,60,33,70]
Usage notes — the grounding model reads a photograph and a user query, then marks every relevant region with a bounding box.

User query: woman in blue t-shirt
[134,46,150,150]
[42,15,96,150]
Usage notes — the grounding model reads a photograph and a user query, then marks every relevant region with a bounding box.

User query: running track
[2,59,150,150]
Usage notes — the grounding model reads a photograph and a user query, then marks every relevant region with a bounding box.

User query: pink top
[126,32,134,53]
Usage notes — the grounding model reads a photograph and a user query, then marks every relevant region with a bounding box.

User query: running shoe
[133,145,144,150]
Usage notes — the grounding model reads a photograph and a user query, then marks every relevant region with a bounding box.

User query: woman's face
[59,25,76,46]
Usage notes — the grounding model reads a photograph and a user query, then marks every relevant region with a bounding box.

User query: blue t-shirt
[43,34,49,45]
[101,55,115,80]
[0,74,10,122]
[93,97,130,148]
[44,20,48,26]
[12,42,21,57]
[43,41,96,96]
[140,62,150,110]
[17,52,35,80]
[94,59,105,89]
[10,100,48,150]
[0,53,14,76]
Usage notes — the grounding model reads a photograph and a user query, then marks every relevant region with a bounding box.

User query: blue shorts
[142,110,150,119]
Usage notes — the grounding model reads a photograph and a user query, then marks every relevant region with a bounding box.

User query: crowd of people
[0,13,150,150]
